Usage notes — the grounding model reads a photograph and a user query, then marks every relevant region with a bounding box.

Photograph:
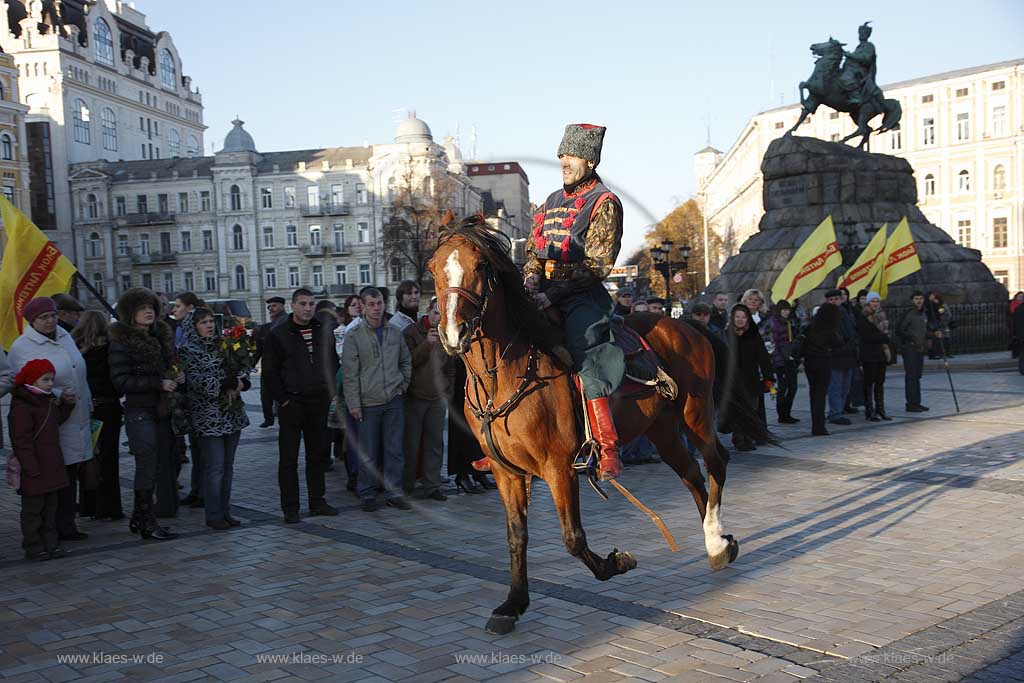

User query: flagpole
[73,271,118,320]
[937,335,960,413]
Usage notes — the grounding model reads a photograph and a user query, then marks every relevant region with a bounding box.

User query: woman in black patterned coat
[179,308,250,530]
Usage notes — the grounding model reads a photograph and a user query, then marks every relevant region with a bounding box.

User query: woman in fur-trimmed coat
[109,288,180,541]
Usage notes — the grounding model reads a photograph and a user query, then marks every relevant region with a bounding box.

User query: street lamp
[649,240,692,316]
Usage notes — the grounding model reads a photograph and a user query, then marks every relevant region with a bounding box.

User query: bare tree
[382,168,456,291]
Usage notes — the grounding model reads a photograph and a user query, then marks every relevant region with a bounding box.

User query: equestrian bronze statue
[789,22,902,149]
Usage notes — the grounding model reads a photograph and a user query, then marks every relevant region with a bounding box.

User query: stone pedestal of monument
[704,135,1006,305]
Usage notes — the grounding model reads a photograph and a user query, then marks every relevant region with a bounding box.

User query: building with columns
[69,115,484,322]
[0,50,30,211]
[0,0,205,262]
[696,58,1024,293]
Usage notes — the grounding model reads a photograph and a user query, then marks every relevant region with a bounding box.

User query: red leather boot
[587,397,622,480]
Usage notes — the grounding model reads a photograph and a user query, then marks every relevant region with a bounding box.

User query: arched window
[94,18,114,66]
[101,108,116,151]
[390,258,403,282]
[230,184,241,211]
[87,193,98,219]
[88,232,102,257]
[234,265,246,290]
[0,133,11,160]
[167,129,180,157]
[160,48,176,89]
[232,224,243,250]
[72,99,90,144]
[186,135,199,157]
[0,83,5,100]
[923,173,935,196]
[958,169,971,193]
[309,225,321,246]
[993,164,1006,191]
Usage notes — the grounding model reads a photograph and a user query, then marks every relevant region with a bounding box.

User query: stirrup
[572,439,608,500]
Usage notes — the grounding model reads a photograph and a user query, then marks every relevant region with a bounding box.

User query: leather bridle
[443,262,533,477]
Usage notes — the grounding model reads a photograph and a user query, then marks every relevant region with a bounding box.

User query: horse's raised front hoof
[485,613,518,635]
[707,535,740,571]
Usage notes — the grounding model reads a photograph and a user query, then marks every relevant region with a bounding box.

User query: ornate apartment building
[0,0,205,261]
[0,50,30,211]
[68,116,484,322]
[696,58,1024,293]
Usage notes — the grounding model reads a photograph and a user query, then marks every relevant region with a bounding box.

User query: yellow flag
[770,215,843,302]
[870,217,922,299]
[0,197,77,350]
[837,223,887,293]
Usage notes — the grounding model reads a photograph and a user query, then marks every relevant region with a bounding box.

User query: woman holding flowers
[178,309,251,530]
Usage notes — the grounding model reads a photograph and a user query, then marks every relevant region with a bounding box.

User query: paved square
[1,364,1022,682]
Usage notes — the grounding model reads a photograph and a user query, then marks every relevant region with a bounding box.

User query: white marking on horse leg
[442,249,464,348]
[703,503,728,556]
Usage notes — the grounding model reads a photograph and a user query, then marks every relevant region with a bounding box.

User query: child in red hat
[8,358,75,561]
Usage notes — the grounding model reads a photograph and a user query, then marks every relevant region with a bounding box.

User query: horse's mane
[439,216,562,352]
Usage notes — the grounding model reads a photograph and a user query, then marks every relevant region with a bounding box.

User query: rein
[463,333,535,478]
[446,262,535,477]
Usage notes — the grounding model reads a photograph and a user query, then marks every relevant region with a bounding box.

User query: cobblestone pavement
[1,364,1022,682]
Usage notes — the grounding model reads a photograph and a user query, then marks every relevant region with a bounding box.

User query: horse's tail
[683,321,780,450]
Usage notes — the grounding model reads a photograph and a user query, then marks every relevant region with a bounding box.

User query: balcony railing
[131,251,178,265]
[299,244,326,257]
[328,283,355,296]
[299,202,352,216]
[119,211,176,226]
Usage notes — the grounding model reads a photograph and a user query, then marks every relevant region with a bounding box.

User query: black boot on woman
[455,473,484,494]
[140,490,177,541]
[472,472,497,490]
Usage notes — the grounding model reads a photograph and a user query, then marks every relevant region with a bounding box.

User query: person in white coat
[1,297,93,540]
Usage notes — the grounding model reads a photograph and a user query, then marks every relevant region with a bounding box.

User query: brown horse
[428,218,739,635]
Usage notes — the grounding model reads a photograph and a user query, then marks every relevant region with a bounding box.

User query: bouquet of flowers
[218,325,254,412]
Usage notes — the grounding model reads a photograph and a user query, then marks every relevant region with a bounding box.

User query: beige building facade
[69,116,484,322]
[697,58,1024,293]
[0,0,205,264]
[0,51,30,213]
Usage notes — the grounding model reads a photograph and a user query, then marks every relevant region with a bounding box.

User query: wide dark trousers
[804,360,832,433]
[903,349,924,407]
[56,463,80,537]
[92,404,124,519]
[277,396,329,514]
[22,491,60,554]
[775,361,799,420]
[553,285,625,400]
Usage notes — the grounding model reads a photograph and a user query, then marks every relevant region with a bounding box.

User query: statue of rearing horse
[790,35,902,150]
[429,217,741,635]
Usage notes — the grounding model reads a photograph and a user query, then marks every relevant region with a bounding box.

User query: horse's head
[429,233,494,356]
[810,37,844,58]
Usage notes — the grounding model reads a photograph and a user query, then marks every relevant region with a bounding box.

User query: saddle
[608,318,678,401]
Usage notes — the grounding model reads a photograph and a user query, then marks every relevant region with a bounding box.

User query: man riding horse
[522,124,626,481]
[838,22,881,110]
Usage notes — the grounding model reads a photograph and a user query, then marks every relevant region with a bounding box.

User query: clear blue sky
[142,0,1023,260]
